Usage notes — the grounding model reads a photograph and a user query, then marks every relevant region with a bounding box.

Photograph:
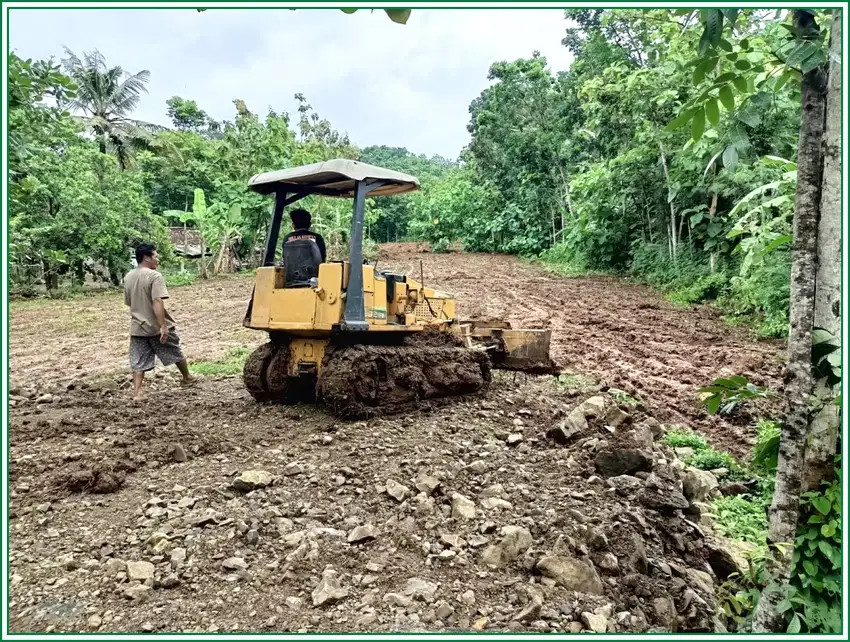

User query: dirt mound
[59,460,132,494]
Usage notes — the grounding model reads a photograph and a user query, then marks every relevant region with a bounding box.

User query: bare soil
[378,244,784,455]
[7,244,783,633]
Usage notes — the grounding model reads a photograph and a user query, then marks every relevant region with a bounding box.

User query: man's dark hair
[290,208,312,229]
[135,242,157,264]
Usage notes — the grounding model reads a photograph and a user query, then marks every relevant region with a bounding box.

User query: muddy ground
[7,244,784,633]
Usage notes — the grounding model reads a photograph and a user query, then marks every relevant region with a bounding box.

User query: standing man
[282,208,327,262]
[124,242,196,401]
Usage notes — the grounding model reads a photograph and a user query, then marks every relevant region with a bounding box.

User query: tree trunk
[72,261,86,287]
[708,191,719,273]
[557,165,575,218]
[659,142,677,262]
[43,260,58,291]
[802,10,842,493]
[197,224,209,279]
[751,19,828,632]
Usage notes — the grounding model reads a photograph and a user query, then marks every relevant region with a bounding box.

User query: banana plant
[207,202,244,274]
[164,187,211,278]
[726,156,797,276]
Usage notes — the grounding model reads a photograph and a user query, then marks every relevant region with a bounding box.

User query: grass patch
[609,389,641,406]
[751,418,781,472]
[538,260,602,278]
[189,346,252,376]
[531,254,609,278]
[664,428,709,450]
[11,286,118,308]
[551,373,598,392]
[664,427,748,479]
[709,491,770,545]
[162,271,199,288]
[687,448,748,480]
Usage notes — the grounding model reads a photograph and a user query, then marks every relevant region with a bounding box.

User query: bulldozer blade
[459,321,557,375]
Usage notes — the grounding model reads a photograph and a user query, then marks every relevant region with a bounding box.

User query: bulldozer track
[242,342,277,402]
[242,335,492,418]
[318,344,492,419]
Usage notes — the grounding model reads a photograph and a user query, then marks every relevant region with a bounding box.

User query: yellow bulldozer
[241,159,555,417]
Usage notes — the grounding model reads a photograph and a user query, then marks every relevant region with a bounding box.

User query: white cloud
[9,7,574,158]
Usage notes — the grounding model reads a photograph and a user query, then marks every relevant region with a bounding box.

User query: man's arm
[150,273,171,341]
[317,235,327,262]
[153,298,169,342]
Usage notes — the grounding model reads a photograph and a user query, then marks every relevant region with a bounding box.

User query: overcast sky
[9,8,575,159]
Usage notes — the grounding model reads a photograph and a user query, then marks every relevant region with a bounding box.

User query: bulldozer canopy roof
[247,159,420,197]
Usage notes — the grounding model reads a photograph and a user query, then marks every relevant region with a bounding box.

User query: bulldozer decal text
[367,307,387,320]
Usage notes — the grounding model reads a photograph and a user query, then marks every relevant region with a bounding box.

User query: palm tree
[61,47,161,169]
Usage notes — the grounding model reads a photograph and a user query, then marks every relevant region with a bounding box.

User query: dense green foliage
[396,10,806,335]
[787,464,842,632]
[698,417,842,633]
[8,50,452,293]
[10,9,807,336]
[358,145,455,243]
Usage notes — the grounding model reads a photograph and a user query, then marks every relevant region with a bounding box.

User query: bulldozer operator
[281,208,327,287]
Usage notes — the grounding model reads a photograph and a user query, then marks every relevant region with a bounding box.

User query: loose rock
[451,493,476,520]
[480,525,532,568]
[581,611,608,633]
[347,524,378,544]
[415,474,441,495]
[312,568,349,606]
[221,557,248,571]
[125,560,155,582]
[386,479,411,502]
[682,468,718,502]
[405,577,439,602]
[535,555,604,595]
[594,448,653,478]
[232,470,272,492]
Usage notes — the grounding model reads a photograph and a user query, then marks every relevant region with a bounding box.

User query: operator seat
[283,239,322,288]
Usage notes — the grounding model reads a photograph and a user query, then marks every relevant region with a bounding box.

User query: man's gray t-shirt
[123,267,176,336]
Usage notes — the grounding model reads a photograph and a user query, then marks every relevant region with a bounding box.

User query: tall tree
[801,11,842,493]
[672,7,840,632]
[166,96,211,132]
[61,47,161,169]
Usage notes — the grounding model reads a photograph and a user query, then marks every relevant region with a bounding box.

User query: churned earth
[7,243,783,633]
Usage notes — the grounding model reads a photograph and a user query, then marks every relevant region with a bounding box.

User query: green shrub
[45,284,98,299]
[431,238,451,253]
[551,373,597,392]
[610,389,641,406]
[630,242,723,292]
[161,263,199,288]
[785,462,842,633]
[536,245,595,276]
[751,418,781,473]
[717,253,791,338]
[668,272,730,306]
[687,447,739,474]
[664,428,708,450]
[709,494,769,545]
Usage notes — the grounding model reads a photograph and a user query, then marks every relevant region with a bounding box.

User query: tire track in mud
[379,243,784,456]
